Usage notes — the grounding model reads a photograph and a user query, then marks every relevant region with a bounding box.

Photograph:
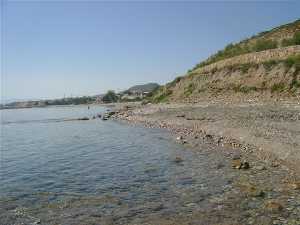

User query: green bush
[282,38,295,47]
[184,83,196,96]
[282,31,300,46]
[284,54,300,72]
[290,79,300,89]
[295,32,300,45]
[233,85,258,93]
[193,43,252,70]
[253,39,278,52]
[271,83,285,93]
[263,60,278,71]
[167,76,183,87]
[240,63,255,73]
[192,39,278,71]
[190,27,298,72]
[152,88,172,103]
[102,90,119,103]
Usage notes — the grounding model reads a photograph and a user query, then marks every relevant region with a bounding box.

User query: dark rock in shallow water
[176,136,183,140]
[78,117,89,120]
[108,111,116,116]
[174,156,183,163]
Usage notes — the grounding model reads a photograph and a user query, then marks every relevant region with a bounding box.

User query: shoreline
[2,102,300,224]
[106,101,300,224]
[110,101,300,176]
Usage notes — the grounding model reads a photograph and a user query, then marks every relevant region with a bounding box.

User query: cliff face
[193,46,300,74]
[152,20,300,103]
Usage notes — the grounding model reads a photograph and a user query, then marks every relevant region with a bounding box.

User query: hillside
[152,19,300,103]
[126,83,160,93]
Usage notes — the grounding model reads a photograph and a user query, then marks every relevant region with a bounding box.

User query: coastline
[105,101,300,224]
[110,101,300,176]
[2,102,300,224]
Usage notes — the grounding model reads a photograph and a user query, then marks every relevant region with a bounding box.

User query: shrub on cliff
[253,39,278,52]
[271,83,285,93]
[284,54,300,72]
[282,31,300,47]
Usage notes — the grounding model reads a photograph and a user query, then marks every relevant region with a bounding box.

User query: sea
[0,105,231,224]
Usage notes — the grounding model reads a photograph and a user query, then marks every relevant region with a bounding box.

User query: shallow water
[0,105,233,225]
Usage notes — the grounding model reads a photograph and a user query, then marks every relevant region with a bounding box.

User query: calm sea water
[0,105,232,225]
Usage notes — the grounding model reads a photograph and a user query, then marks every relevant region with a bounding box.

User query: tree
[102,90,119,103]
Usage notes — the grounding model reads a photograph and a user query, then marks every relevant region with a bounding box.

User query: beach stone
[185,203,198,208]
[216,162,225,169]
[254,165,267,171]
[232,153,241,160]
[205,134,213,140]
[176,136,183,140]
[181,140,188,144]
[232,159,242,169]
[289,182,300,190]
[240,183,264,197]
[232,159,250,170]
[264,201,283,212]
[217,137,224,145]
[271,162,280,167]
[33,219,41,224]
[241,161,250,169]
[254,216,273,225]
[174,156,183,163]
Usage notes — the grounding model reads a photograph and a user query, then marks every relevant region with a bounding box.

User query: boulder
[232,159,250,170]
[264,201,283,212]
[289,182,300,190]
[240,183,264,197]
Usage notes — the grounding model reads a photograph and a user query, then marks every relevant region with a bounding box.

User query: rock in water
[176,136,183,140]
[78,117,89,120]
[174,156,183,163]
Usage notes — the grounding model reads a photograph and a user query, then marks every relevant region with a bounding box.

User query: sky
[1,1,300,101]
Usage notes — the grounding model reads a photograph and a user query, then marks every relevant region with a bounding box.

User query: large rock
[264,200,283,212]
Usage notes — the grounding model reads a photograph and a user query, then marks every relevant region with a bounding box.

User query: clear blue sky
[1,1,299,101]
